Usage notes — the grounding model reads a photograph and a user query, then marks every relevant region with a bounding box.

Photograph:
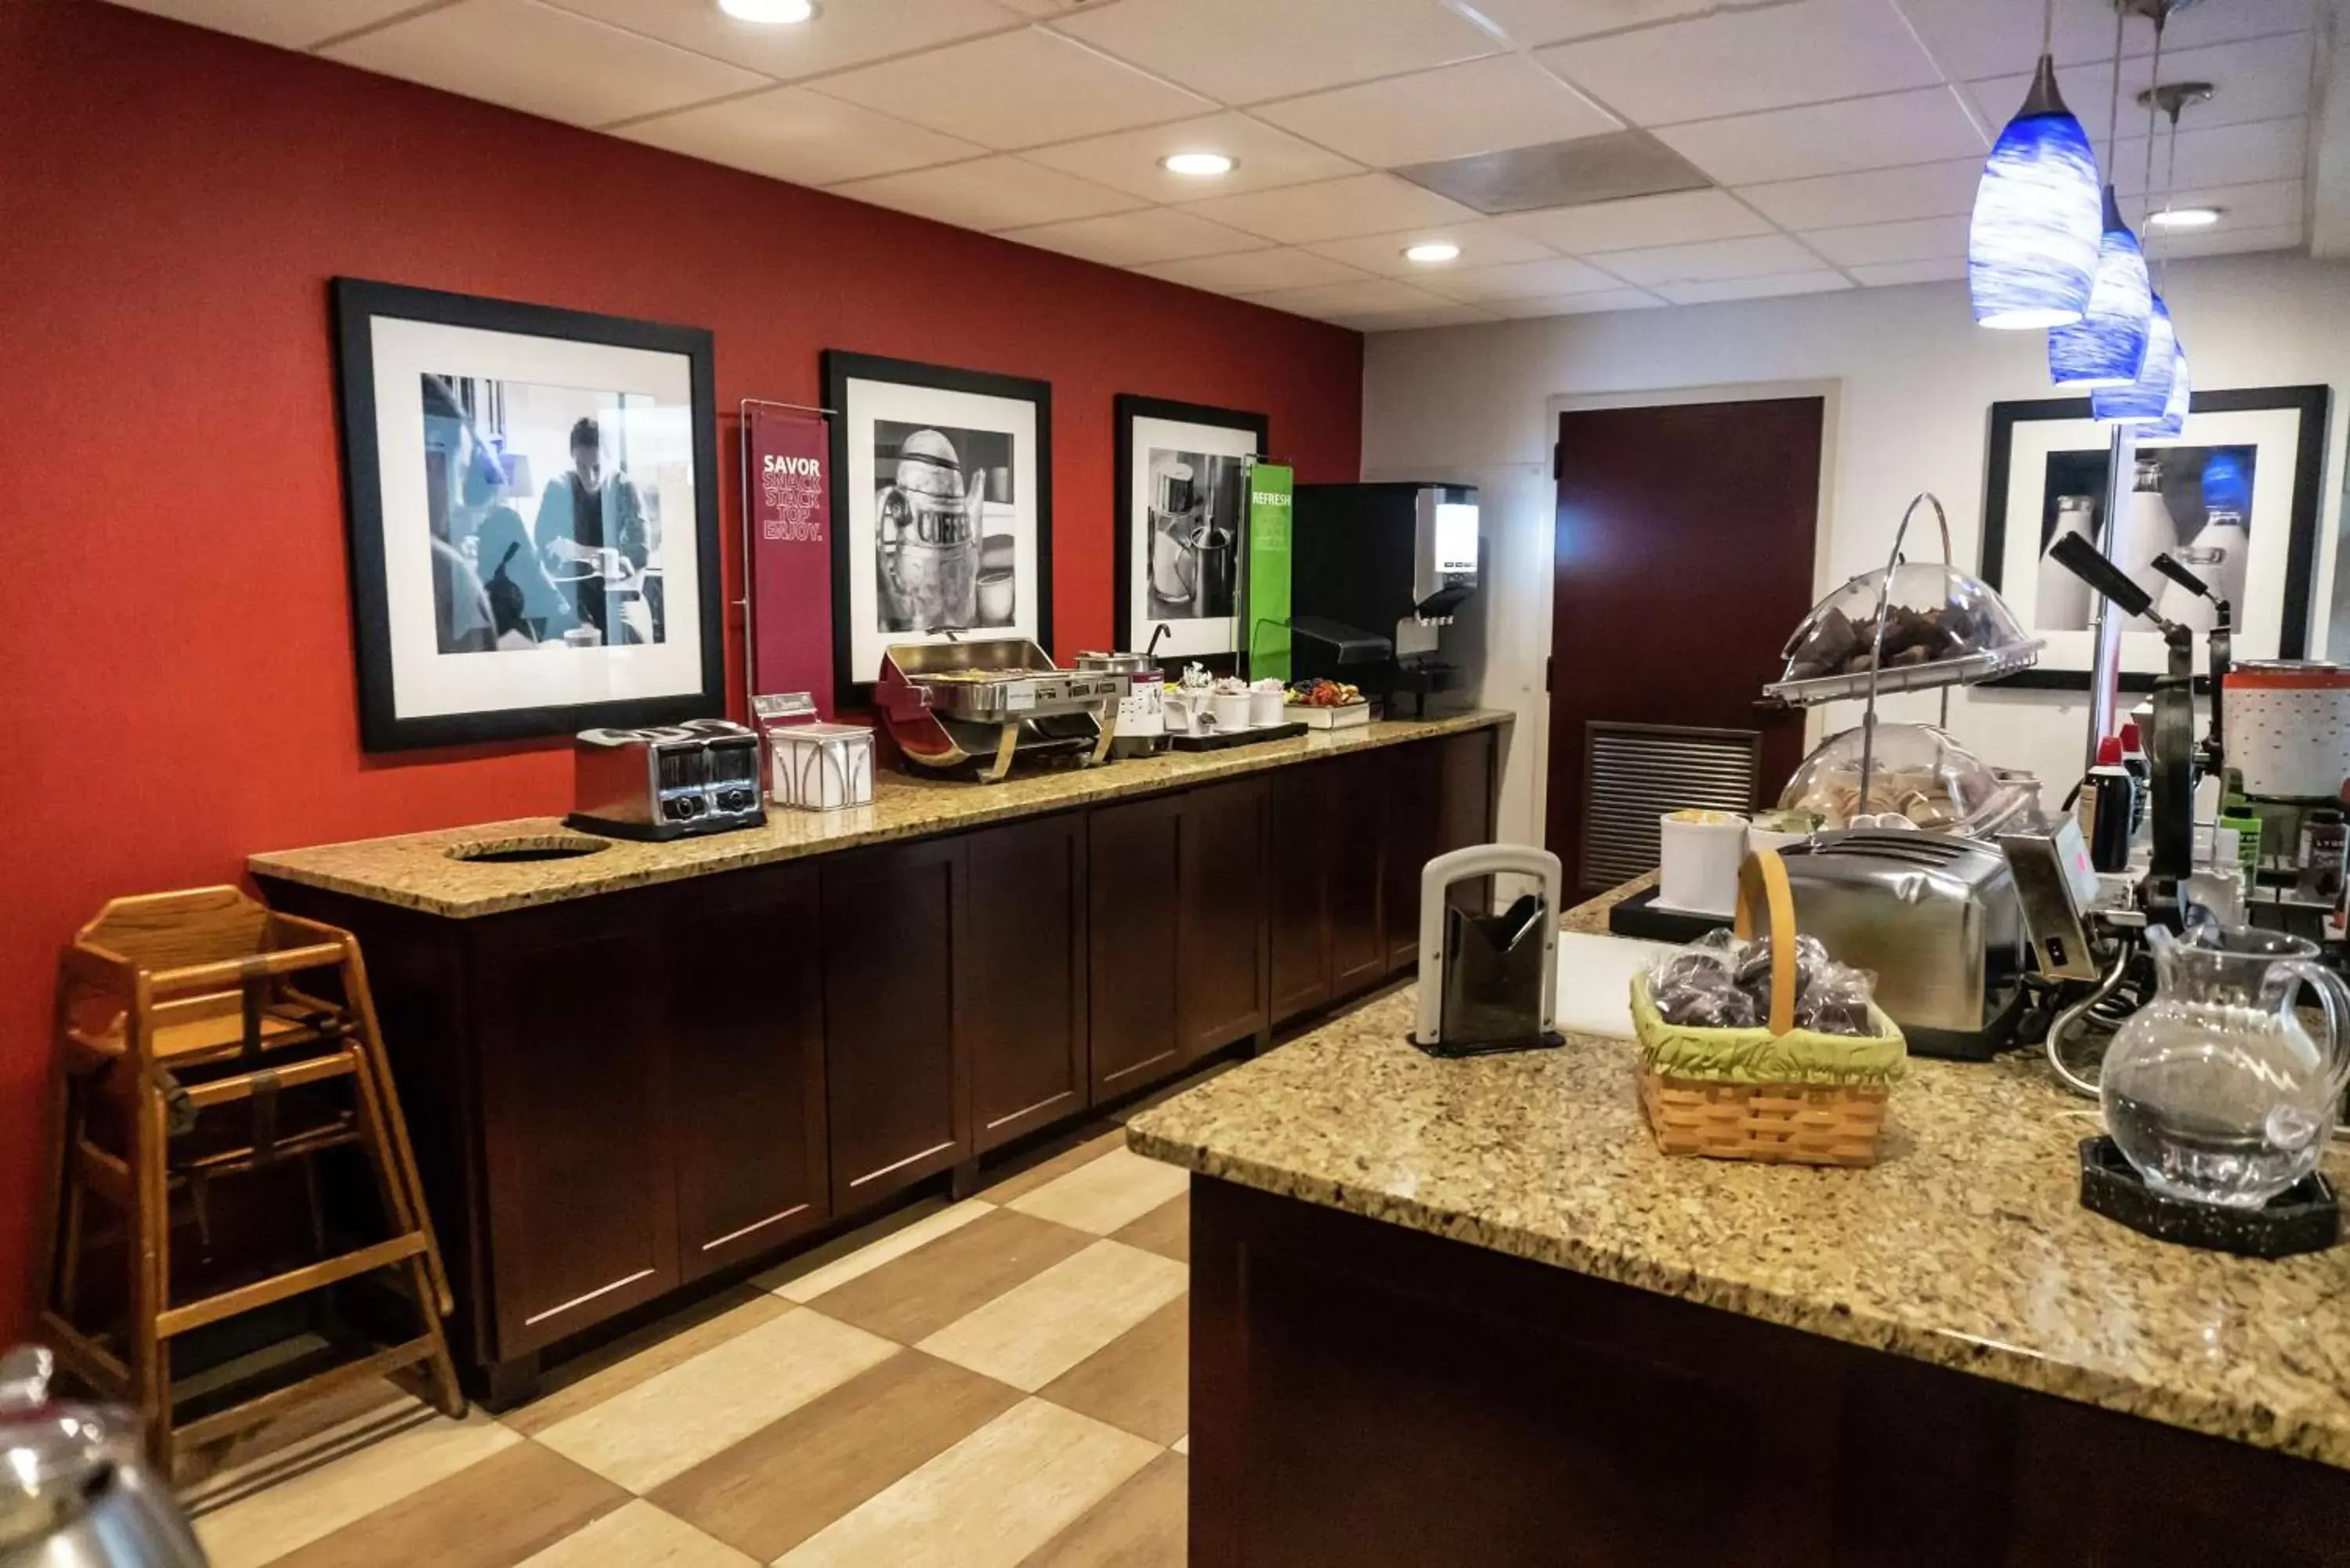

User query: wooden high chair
[38,887,463,1476]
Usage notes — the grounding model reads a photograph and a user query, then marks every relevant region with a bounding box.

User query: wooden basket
[1631,849,1900,1168]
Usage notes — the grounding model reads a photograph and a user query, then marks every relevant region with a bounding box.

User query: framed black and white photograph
[1114,395,1268,662]
[331,278,721,750]
[823,351,1050,703]
[1980,385,2331,688]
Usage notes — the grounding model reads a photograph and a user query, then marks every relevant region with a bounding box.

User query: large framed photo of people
[1979,385,2330,689]
[330,279,723,750]
[1114,395,1269,664]
[822,351,1051,705]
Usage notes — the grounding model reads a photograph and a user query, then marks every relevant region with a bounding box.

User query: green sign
[1245,462,1294,681]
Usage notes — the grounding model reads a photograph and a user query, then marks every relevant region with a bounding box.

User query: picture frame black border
[1979,384,2332,691]
[822,350,1054,709]
[329,276,724,751]
[1112,395,1271,667]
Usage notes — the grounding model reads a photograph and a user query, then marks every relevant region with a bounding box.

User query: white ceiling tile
[1050,0,1502,104]
[1415,255,1625,300]
[1499,188,1771,253]
[828,155,1144,230]
[2111,117,2308,197]
[1487,286,1670,316]
[1900,0,2313,81]
[1849,257,1969,285]
[1535,0,1943,127]
[1021,113,1362,201]
[1179,172,1480,244]
[322,0,768,128]
[1654,270,1853,303]
[100,0,428,49]
[1303,219,1557,276]
[1252,56,1618,168]
[1734,157,1984,229]
[1000,206,1270,266]
[619,88,985,186]
[810,27,1212,150]
[2144,179,2305,233]
[1799,213,1969,266]
[2147,219,2305,260]
[1137,247,1375,294]
[1468,0,1723,49]
[1655,86,1987,185]
[1240,277,1466,320]
[1591,232,1825,284]
[541,0,1021,82]
[1346,303,1509,331]
[1968,31,2316,145]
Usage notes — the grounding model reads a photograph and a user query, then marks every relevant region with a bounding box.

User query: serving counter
[249,711,1506,1400]
[1130,880,2350,1567]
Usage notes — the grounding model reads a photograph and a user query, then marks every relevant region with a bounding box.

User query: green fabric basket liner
[1629,974,1907,1086]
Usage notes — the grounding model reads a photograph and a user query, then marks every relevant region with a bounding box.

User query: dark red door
[1548,399,1821,891]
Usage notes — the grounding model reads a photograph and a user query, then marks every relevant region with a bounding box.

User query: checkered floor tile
[184,1129,1188,1568]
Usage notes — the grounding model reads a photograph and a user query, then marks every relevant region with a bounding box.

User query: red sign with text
[746,404,833,710]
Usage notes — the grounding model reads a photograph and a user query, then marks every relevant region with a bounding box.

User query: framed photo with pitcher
[1979,385,2330,689]
[1114,395,1269,665]
[822,351,1052,706]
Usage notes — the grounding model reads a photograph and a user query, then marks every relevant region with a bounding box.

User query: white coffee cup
[1211,692,1252,732]
[1658,813,1749,917]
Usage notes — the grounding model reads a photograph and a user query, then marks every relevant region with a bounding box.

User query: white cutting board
[1551,931,1678,1040]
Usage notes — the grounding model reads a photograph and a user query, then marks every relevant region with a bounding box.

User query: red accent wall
[0,0,1362,1335]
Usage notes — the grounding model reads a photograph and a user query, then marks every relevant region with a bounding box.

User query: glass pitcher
[2100,925,2350,1209]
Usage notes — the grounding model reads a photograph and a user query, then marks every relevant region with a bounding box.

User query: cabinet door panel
[1326,755,1389,996]
[1383,742,1443,974]
[671,865,828,1281]
[1179,778,1269,1060]
[821,839,968,1209]
[964,815,1088,1151]
[475,896,677,1357]
[1268,766,1332,1025]
[1089,794,1184,1099]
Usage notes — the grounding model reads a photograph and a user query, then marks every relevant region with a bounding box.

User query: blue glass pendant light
[2142,340,2192,439]
[1969,44,2103,329]
[2049,16,2152,388]
[2092,294,2177,422]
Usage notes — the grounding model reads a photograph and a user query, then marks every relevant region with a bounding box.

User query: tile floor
[184,1127,1191,1568]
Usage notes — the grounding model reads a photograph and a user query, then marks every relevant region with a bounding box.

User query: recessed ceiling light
[2147,206,2222,230]
[1402,242,1462,265]
[1160,152,1236,178]
[718,0,815,23]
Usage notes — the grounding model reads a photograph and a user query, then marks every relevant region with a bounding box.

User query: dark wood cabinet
[1270,756,1389,1025]
[472,895,678,1356]
[1088,792,1185,1100]
[819,838,968,1210]
[962,815,1088,1152]
[668,865,827,1281]
[1177,778,1270,1060]
[259,725,1495,1392]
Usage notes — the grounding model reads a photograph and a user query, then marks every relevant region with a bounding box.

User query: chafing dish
[1777,830,2027,1060]
[876,638,1129,782]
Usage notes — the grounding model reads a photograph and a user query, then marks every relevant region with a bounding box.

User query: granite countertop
[248,710,1510,918]
[1129,895,2350,1471]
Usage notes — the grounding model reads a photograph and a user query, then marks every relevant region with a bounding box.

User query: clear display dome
[1769,562,2041,705]
[1778,722,2041,836]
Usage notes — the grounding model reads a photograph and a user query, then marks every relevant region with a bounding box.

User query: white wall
[1362,251,2350,858]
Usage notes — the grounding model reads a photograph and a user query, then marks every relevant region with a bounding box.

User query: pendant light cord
[2043,0,2055,57]
[2104,5,2126,161]
[2141,15,2167,225]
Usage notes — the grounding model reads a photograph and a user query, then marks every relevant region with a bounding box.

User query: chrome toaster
[567,718,766,841]
[1776,831,2027,1060]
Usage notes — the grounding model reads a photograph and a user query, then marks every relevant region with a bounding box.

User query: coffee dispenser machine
[1290,482,1478,714]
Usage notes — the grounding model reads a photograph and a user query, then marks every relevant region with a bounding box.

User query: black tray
[2078,1136,2340,1258]
[1606,886,1732,942]
[1170,721,1307,752]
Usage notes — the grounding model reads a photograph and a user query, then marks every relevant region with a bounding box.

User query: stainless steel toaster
[568,718,765,841]
[1777,831,2026,1060]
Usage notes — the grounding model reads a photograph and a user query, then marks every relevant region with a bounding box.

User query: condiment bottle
[2084,735,2135,874]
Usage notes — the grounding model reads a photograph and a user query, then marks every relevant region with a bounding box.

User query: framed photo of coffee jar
[1114,395,1269,665]
[822,352,1052,706]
